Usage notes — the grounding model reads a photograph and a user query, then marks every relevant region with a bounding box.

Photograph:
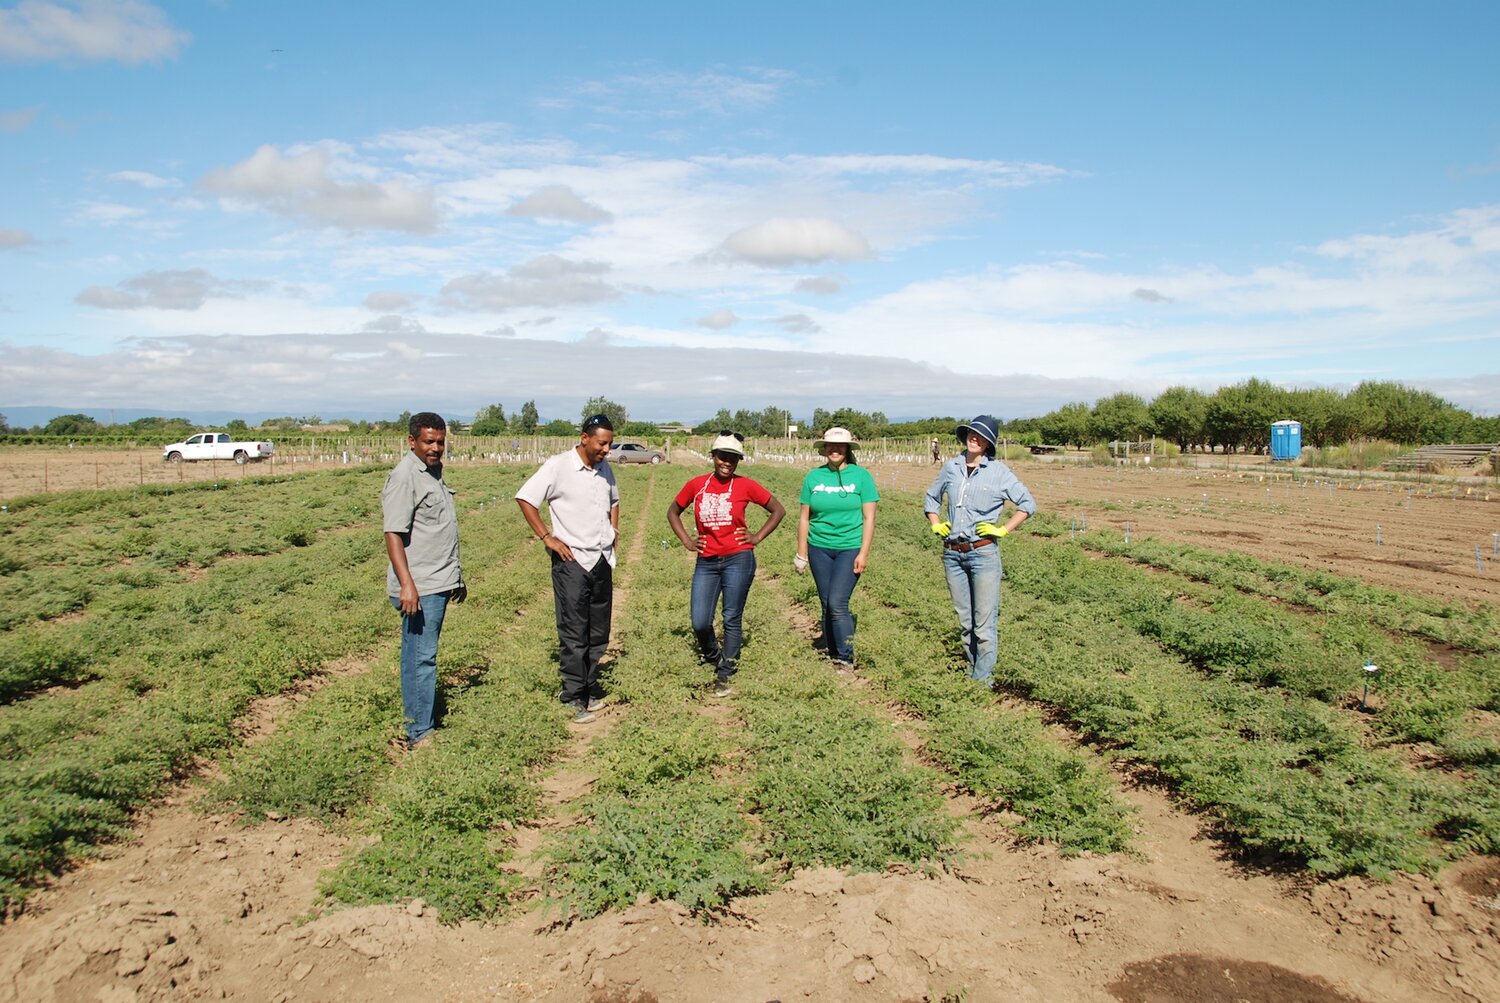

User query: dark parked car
[608,442,666,464]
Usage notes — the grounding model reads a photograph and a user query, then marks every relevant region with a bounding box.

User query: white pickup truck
[162,433,275,464]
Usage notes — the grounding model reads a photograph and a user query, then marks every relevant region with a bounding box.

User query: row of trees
[1015,380,1500,454]
[4,380,1494,452]
[692,381,1500,454]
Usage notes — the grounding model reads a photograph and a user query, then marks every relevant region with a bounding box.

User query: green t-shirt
[799,464,880,550]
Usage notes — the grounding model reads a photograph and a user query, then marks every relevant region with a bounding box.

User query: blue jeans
[690,550,756,677]
[942,544,1002,683]
[391,592,450,744]
[808,545,860,662]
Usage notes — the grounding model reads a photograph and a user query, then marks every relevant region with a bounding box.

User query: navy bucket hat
[955,415,1000,455]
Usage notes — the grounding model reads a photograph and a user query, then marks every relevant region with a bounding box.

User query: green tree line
[1016,380,1499,454]
[5,380,1494,452]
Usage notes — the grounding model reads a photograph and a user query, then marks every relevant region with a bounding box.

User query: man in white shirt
[515,413,620,723]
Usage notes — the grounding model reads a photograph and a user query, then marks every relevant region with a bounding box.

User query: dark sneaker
[407,730,435,751]
[586,696,606,713]
[713,679,734,698]
[831,659,856,674]
[570,700,596,724]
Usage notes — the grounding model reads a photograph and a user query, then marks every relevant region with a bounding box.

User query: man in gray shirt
[382,412,466,748]
[516,413,620,723]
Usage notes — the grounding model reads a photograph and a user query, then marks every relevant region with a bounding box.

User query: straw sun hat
[813,427,858,451]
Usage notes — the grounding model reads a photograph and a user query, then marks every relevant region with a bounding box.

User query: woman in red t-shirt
[666,432,787,696]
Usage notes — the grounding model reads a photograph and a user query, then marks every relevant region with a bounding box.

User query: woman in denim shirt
[924,415,1035,685]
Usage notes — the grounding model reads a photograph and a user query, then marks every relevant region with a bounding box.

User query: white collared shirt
[515,447,620,570]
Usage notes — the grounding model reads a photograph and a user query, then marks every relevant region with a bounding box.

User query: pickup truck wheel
[234,450,249,465]
[166,451,183,463]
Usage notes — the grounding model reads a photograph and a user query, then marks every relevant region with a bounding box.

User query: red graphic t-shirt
[674,474,773,557]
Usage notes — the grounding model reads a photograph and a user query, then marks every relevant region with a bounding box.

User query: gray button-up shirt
[924,455,1037,543]
[516,448,620,571]
[382,451,463,597]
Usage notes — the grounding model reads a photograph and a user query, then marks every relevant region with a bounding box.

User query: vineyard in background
[1,462,1496,920]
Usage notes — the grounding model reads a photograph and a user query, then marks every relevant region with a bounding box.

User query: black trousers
[551,553,613,704]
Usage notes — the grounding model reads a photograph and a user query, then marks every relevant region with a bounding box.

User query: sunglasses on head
[583,414,613,431]
[716,430,745,441]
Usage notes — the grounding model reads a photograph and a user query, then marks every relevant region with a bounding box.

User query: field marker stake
[1479,547,1485,575]
[1125,522,1131,544]
[1493,531,1497,558]
[1361,662,1379,710]
[1376,524,1381,546]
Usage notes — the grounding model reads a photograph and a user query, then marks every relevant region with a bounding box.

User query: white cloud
[0,331,1187,419]
[75,268,268,311]
[1315,204,1500,272]
[438,255,620,311]
[795,274,844,295]
[362,314,427,335]
[363,290,420,312]
[0,1,188,65]
[1,106,39,132]
[109,169,180,189]
[720,218,874,267]
[772,313,821,334]
[1133,287,1172,303]
[507,184,612,223]
[695,309,738,330]
[546,66,798,118]
[69,201,146,226]
[198,144,439,233]
[0,227,37,248]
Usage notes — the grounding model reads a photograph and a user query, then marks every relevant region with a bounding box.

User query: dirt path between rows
[507,468,660,887]
[2,463,1497,1002]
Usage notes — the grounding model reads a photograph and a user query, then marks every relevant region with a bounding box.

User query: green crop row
[751,466,1133,855]
[0,465,530,914]
[0,467,390,633]
[814,481,1490,875]
[324,467,663,921]
[542,472,953,917]
[1050,516,1499,653]
[1012,520,1500,765]
[542,471,769,918]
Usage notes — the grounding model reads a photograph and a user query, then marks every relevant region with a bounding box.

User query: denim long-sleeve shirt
[924,455,1037,543]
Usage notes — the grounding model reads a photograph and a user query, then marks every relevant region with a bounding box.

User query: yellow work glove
[930,520,951,536]
[976,522,1010,539]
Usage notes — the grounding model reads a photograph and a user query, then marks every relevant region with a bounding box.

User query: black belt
[943,537,994,552]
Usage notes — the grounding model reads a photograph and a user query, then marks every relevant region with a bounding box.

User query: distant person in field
[924,415,1035,687]
[931,437,941,464]
[795,427,879,670]
[516,413,620,724]
[666,431,787,697]
[382,411,466,750]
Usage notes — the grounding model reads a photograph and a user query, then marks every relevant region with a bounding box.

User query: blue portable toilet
[1270,419,1301,461]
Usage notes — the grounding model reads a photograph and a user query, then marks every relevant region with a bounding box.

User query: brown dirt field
[0,449,352,498]
[1,459,1497,1002]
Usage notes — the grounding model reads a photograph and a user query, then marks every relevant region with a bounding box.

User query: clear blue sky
[2,0,1497,422]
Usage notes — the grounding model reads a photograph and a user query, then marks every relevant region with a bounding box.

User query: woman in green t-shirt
[794,427,879,668]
